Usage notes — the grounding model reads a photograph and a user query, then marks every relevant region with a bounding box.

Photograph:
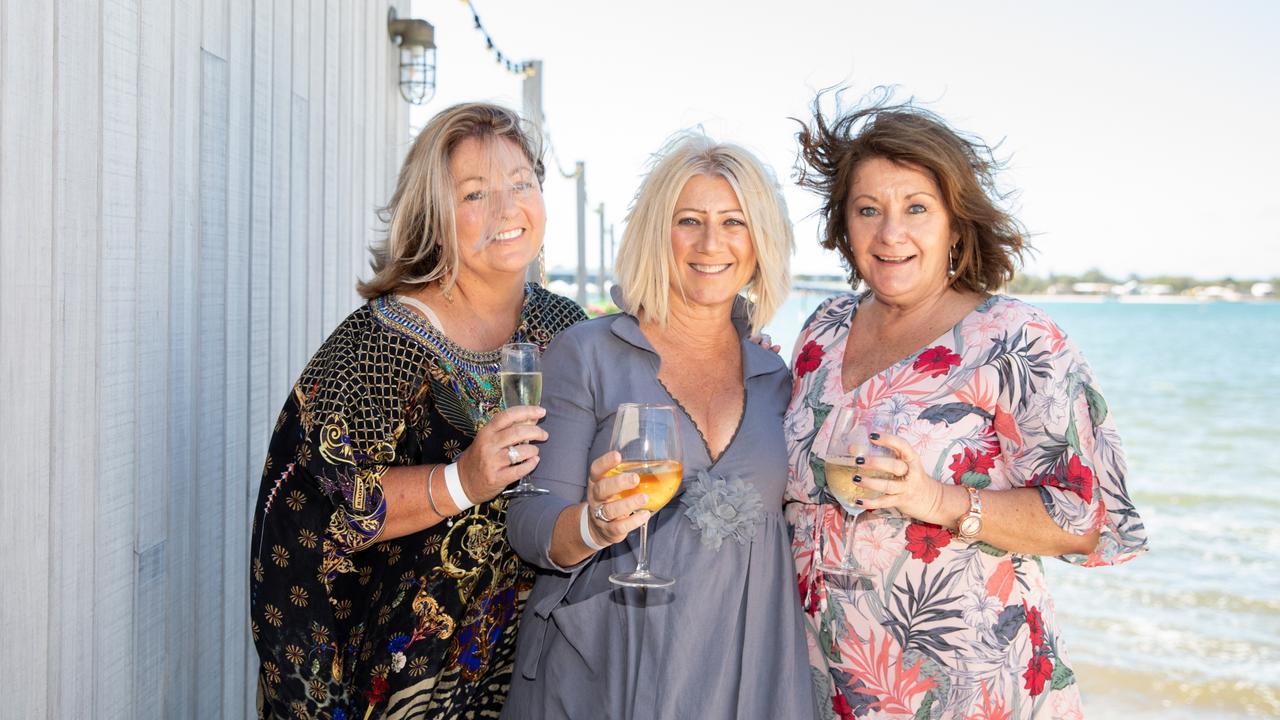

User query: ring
[507,446,520,465]
[593,504,609,523]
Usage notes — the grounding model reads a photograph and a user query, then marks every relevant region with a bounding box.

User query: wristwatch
[955,486,983,543]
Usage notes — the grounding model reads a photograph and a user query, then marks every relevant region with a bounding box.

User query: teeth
[875,255,913,263]
[493,228,523,241]
[691,263,730,273]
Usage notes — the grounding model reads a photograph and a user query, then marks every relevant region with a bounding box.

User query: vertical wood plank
[323,0,340,332]
[135,0,175,713]
[201,0,227,59]
[351,2,368,308]
[0,0,55,715]
[269,0,291,412]
[336,0,353,321]
[307,0,325,349]
[97,0,141,716]
[164,0,201,713]
[49,0,102,715]
[289,3,308,374]
[224,0,255,714]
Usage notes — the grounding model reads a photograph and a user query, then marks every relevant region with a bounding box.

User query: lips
[873,254,915,264]
[491,227,524,242]
[690,263,731,274]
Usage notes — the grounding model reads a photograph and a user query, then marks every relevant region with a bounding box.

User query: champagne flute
[818,406,896,576]
[499,343,550,497]
[606,403,683,588]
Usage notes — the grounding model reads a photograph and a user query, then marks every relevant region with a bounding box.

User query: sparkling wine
[824,456,889,513]
[607,460,684,512]
[500,371,542,409]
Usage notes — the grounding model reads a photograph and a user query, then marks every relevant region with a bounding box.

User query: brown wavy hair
[795,88,1027,292]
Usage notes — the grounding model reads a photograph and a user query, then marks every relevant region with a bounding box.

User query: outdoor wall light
[388,7,436,105]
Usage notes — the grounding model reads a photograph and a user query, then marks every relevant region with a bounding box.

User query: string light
[458,0,536,78]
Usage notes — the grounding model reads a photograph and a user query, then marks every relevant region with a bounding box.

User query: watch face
[960,516,981,536]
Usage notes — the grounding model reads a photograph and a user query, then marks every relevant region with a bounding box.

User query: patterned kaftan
[250,285,584,720]
[783,294,1148,719]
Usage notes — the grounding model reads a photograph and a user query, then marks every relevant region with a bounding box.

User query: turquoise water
[765,294,1280,718]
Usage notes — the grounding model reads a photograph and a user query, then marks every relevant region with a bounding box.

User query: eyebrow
[850,191,939,203]
[456,167,535,185]
[674,206,744,214]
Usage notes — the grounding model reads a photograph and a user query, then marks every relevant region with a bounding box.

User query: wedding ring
[507,445,521,465]
[593,504,610,523]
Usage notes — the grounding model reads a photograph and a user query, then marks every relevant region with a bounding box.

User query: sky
[409,0,1280,281]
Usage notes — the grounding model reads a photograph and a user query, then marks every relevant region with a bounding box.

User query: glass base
[609,570,674,588]
[502,483,550,498]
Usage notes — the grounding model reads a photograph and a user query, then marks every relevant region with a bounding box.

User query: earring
[948,245,958,278]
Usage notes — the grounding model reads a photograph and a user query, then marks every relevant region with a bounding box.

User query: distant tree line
[1005,269,1279,295]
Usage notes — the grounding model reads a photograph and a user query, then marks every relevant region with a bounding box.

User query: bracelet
[425,464,444,517]
[443,463,474,512]
[579,504,606,551]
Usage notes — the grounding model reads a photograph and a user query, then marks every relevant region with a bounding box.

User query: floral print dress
[783,293,1148,719]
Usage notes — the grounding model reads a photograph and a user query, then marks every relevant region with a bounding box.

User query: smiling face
[668,174,758,316]
[845,156,959,307]
[449,135,545,282]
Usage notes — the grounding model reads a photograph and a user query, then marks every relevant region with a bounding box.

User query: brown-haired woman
[783,90,1148,717]
[250,102,585,719]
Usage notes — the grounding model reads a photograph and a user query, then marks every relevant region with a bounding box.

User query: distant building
[1251,282,1275,298]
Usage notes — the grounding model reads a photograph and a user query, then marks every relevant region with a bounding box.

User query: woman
[250,103,585,719]
[502,134,818,719]
[786,94,1148,718]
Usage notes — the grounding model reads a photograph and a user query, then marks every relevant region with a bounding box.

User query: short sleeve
[506,323,600,572]
[993,306,1149,567]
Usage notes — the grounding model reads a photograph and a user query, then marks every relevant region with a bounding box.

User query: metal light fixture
[388,7,436,105]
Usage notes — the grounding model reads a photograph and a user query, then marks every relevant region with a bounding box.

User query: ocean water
[764,293,1280,718]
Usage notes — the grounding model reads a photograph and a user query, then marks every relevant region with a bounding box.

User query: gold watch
[955,486,983,543]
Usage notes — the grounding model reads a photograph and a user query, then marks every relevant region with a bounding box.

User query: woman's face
[449,135,545,281]
[845,157,958,306]
[669,174,757,314]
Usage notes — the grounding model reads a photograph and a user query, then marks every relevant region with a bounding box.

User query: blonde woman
[250,103,585,719]
[503,134,819,719]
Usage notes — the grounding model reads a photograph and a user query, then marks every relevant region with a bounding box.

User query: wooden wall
[0,1,410,715]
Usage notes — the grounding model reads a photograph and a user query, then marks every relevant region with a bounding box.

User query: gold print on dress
[439,506,511,603]
[411,586,456,642]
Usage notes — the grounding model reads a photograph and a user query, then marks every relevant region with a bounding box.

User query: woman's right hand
[584,450,651,546]
[455,405,548,504]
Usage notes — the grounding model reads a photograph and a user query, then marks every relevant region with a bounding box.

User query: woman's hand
[584,450,651,546]
[748,332,781,354]
[850,433,948,524]
[454,405,548,504]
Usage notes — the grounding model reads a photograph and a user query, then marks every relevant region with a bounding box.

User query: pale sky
[410,0,1280,280]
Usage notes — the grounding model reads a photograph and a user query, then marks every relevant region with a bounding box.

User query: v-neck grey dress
[502,309,819,720]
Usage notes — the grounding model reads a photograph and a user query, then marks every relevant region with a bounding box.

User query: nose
[694,222,726,253]
[878,211,908,244]
[492,186,517,218]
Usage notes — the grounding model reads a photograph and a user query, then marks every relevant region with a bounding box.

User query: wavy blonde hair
[615,133,793,335]
[358,102,544,299]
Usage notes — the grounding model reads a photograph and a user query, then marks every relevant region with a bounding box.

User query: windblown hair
[795,88,1027,292]
[358,102,545,299]
[615,133,793,335]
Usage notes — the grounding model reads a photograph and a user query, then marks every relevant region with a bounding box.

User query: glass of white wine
[818,406,896,576]
[499,342,549,497]
[607,403,683,588]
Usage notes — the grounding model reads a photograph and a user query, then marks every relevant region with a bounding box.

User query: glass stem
[635,522,651,576]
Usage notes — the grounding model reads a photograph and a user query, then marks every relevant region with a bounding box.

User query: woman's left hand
[851,433,947,523]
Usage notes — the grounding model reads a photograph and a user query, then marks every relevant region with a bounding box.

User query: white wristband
[443,463,474,512]
[579,504,606,551]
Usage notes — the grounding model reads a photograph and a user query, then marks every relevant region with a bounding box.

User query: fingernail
[855,499,864,506]
[869,432,880,440]
[853,475,862,483]
[855,456,865,465]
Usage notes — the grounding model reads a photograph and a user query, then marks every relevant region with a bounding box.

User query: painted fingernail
[855,499,864,506]
[853,475,862,483]
[869,432,880,440]
[855,456,865,465]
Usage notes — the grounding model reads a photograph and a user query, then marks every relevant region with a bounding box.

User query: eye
[856,206,878,217]
[907,203,927,214]
[512,181,535,194]
[676,217,701,226]
[463,190,486,202]
[724,217,746,227]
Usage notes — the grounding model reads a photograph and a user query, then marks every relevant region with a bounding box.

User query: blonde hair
[615,133,793,335]
[358,102,545,299]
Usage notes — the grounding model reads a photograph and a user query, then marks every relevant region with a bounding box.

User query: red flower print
[948,447,996,483]
[1023,652,1053,696]
[795,340,824,378]
[367,675,389,705]
[905,522,951,563]
[832,691,857,720]
[797,573,820,614]
[1031,453,1095,504]
[1023,599,1046,648]
[912,345,961,378]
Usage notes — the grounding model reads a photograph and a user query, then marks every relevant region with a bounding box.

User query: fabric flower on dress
[682,470,764,551]
[795,340,824,378]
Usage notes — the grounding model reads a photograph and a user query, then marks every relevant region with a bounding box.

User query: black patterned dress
[250,285,585,720]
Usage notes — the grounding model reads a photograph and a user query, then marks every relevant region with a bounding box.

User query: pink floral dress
[783,293,1148,719]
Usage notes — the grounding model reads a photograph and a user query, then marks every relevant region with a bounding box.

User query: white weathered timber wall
[0,1,411,715]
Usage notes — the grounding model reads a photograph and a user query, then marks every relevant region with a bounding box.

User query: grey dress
[502,307,819,720]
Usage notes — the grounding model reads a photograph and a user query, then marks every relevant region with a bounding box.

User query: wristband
[579,504,606,551]
[443,463,474,512]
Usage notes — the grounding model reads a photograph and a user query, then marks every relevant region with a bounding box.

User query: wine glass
[499,343,550,497]
[818,406,896,576]
[606,403,683,588]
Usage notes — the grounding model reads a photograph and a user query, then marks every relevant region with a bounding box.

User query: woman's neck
[403,270,527,351]
[642,297,739,356]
